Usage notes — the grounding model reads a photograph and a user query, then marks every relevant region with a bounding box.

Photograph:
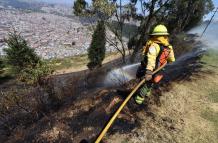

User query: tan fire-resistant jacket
[142,36,175,71]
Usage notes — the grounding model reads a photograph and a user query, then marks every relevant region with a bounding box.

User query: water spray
[94,62,167,143]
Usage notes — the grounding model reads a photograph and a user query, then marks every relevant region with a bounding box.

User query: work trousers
[136,65,163,98]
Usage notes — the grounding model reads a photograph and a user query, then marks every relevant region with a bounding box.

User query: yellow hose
[95,62,167,143]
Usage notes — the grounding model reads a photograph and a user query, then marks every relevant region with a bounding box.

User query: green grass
[1,51,121,76]
[201,108,218,141]
[47,54,88,70]
[200,49,218,136]
[47,52,120,71]
[208,91,218,103]
[199,50,218,82]
[201,49,218,67]
[121,139,129,143]
[201,108,218,129]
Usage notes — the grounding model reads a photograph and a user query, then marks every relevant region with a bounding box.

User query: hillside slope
[4,44,218,143]
[107,50,218,143]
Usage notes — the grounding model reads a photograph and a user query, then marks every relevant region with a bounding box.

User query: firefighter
[134,24,175,104]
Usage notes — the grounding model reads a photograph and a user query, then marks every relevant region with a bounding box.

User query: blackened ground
[1,34,210,143]
[3,39,210,143]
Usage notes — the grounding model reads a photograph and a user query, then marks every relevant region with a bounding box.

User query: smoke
[103,20,218,87]
[188,21,218,49]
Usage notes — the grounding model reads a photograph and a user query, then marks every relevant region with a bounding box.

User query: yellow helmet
[150,24,169,36]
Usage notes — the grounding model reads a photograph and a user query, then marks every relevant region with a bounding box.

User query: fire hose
[95,62,167,143]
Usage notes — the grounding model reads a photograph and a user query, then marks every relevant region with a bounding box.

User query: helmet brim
[150,32,169,36]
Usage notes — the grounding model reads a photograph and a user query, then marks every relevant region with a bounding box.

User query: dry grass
[2,49,217,143]
[105,50,218,143]
[49,51,127,74]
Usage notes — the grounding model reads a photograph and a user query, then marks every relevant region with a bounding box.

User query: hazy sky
[38,0,118,5]
[206,0,218,20]
[38,0,128,5]
[37,0,218,20]
[38,0,218,7]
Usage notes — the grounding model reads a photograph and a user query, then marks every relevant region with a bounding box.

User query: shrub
[4,31,53,85]
[18,61,53,85]
[4,31,40,73]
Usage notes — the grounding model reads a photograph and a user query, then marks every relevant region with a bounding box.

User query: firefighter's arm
[167,45,175,63]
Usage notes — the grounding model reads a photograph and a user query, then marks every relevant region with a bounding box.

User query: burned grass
[4,47,208,143]
[4,88,140,143]
[1,38,217,142]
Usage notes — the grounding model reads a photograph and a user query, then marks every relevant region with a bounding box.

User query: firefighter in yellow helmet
[134,24,175,104]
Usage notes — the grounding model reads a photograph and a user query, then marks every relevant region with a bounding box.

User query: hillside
[106,50,218,143]
[0,1,217,143]
[2,37,217,142]
[0,2,133,59]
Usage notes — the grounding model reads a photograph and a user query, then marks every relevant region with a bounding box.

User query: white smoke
[188,21,218,49]
[104,19,218,87]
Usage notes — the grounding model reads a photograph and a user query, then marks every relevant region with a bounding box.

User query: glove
[144,70,153,81]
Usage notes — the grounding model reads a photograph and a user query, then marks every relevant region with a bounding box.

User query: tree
[73,0,129,63]
[73,0,214,63]
[163,0,214,33]
[129,0,214,62]
[73,0,87,16]
[92,0,116,19]
[107,0,130,63]
[4,31,53,85]
[129,0,171,62]
[87,21,106,70]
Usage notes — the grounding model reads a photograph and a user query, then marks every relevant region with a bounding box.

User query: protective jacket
[142,36,175,72]
[134,25,175,105]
